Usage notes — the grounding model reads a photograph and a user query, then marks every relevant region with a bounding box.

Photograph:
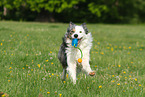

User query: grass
[0,21,145,97]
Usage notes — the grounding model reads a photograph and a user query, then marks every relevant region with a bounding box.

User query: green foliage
[0,0,145,23]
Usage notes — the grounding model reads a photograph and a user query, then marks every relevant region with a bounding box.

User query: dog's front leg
[66,55,77,84]
[82,55,95,76]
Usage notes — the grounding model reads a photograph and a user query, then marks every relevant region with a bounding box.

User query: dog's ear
[82,23,88,34]
[69,21,75,28]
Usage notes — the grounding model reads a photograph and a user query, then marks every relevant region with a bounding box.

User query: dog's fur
[58,22,94,84]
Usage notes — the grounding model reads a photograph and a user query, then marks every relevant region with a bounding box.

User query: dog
[58,22,95,84]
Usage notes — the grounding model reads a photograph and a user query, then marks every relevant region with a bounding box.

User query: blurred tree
[0,0,145,23]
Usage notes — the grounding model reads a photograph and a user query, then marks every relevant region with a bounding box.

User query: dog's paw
[89,72,95,76]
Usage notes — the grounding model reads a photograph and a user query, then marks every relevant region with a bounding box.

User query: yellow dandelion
[56,75,59,77]
[46,60,48,62]
[9,67,12,69]
[99,85,102,88]
[51,62,54,64]
[100,52,104,55]
[139,84,141,86]
[52,73,54,75]
[50,51,52,53]
[125,82,127,85]
[2,94,5,97]
[26,65,28,66]
[49,76,51,77]
[37,64,40,68]
[11,62,12,64]
[111,47,114,51]
[59,94,62,97]
[118,65,121,67]
[112,75,114,77]
[28,74,31,76]
[111,80,115,82]
[140,49,142,51]
[96,52,98,54]
[40,89,42,91]
[129,47,131,49]
[31,69,33,71]
[129,75,131,77]
[123,71,126,74]
[22,67,25,69]
[47,92,50,94]
[10,35,12,37]
[131,62,133,64]
[123,90,125,92]
[128,52,130,54]
[66,74,69,78]
[135,78,137,81]
[1,43,2,46]
[125,77,127,79]
[95,65,97,67]
[8,80,10,82]
[97,42,100,45]
[117,83,120,86]
[107,47,110,49]
[9,71,12,73]
[63,81,66,83]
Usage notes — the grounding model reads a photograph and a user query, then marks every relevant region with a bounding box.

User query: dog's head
[66,22,89,45]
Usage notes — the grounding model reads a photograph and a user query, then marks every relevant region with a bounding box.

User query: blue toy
[72,38,78,47]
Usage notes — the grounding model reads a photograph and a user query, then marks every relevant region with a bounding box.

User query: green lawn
[0,21,145,97]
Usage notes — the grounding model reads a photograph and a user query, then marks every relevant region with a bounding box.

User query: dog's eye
[71,31,74,33]
[80,31,82,33]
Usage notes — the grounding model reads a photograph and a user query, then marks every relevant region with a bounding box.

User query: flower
[99,85,102,88]
[100,52,104,55]
[123,71,126,74]
[129,47,131,49]
[8,80,10,82]
[111,47,114,51]
[111,80,115,82]
[117,83,120,86]
[139,84,141,86]
[38,64,40,68]
[51,62,54,65]
[47,92,50,94]
[131,62,133,64]
[45,60,48,62]
[118,65,121,67]
[59,94,62,97]
[135,78,137,81]
[1,43,2,46]
[9,67,12,69]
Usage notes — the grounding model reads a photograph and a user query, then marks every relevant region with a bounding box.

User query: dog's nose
[74,34,78,38]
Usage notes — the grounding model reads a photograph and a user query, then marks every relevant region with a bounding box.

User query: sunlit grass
[0,21,145,97]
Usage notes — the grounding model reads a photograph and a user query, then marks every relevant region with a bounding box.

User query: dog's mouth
[78,37,83,44]
[72,37,83,46]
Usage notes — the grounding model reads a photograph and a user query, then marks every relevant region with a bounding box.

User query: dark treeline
[0,0,145,23]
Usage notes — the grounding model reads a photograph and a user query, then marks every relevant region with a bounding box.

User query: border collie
[58,22,95,84]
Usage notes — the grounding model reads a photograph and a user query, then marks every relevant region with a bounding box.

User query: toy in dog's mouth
[72,38,83,47]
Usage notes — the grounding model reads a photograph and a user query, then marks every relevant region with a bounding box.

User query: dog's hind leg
[62,68,67,81]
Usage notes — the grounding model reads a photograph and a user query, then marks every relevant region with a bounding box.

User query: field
[0,21,145,97]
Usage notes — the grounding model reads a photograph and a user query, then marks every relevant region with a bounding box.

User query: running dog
[58,22,95,84]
